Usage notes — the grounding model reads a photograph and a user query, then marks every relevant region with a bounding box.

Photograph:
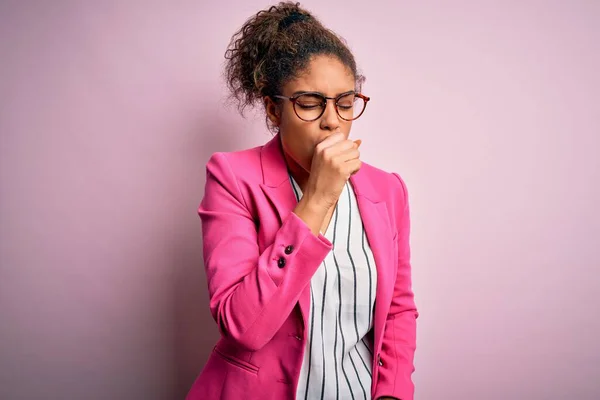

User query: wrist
[293,196,329,236]
[301,190,333,214]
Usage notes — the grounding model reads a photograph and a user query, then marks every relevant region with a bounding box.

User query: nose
[319,98,341,131]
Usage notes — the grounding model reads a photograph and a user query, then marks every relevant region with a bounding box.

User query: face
[265,55,356,171]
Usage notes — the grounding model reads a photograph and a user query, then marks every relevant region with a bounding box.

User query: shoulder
[360,161,409,204]
[358,162,410,234]
[204,144,263,183]
[201,145,265,213]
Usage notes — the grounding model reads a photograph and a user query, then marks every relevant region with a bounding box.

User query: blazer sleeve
[198,152,333,351]
[373,172,419,400]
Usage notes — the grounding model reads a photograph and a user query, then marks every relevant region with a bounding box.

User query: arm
[373,173,419,400]
[199,153,332,351]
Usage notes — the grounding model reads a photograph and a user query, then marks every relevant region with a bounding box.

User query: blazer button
[377,354,383,366]
[284,245,294,255]
[277,257,286,268]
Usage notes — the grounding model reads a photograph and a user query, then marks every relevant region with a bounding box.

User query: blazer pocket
[213,347,259,375]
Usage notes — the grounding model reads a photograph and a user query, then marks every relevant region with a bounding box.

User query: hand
[304,132,362,211]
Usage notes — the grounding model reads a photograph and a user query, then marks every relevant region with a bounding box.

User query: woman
[187,2,418,399]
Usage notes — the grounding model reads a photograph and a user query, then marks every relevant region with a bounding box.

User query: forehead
[284,55,355,96]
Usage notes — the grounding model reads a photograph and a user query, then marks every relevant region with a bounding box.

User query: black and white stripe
[290,176,378,400]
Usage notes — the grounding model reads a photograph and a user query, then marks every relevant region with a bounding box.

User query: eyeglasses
[272,91,370,122]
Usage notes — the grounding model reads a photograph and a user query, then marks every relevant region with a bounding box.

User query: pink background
[1,1,599,399]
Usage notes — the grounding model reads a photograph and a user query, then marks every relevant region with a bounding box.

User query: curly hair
[223,1,365,131]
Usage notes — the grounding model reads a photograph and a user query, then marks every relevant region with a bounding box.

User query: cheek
[292,131,317,160]
[279,105,297,127]
[281,128,320,164]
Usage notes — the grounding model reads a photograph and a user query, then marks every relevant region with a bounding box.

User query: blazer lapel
[258,133,298,223]
[350,171,395,351]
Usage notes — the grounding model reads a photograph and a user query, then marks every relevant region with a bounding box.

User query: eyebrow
[291,89,356,97]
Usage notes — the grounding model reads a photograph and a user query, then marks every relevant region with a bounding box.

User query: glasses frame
[272,91,371,122]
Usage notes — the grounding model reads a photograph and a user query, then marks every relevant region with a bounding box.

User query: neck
[282,149,310,191]
[278,135,310,191]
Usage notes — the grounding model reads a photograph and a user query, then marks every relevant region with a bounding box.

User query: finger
[318,132,346,148]
[328,138,358,154]
[318,139,354,159]
[336,147,360,162]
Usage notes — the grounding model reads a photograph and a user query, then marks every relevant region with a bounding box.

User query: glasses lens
[294,94,325,121]
[337,93,365,121]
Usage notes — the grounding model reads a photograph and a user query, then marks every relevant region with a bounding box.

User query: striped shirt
[290,174,378,400]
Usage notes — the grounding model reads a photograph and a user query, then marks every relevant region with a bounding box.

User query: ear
[264,96,281,127]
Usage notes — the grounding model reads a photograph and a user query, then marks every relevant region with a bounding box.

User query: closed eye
[297,102,323,109]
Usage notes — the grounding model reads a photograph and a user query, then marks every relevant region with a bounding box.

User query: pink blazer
[186,134,418,400]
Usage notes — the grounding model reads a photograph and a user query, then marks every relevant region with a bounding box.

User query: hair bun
[278,11,311,30]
